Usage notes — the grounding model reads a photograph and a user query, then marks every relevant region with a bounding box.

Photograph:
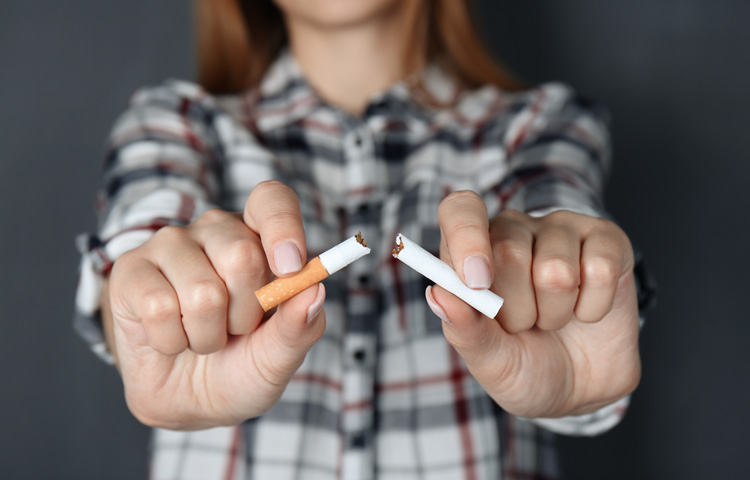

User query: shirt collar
[246,49,466,133]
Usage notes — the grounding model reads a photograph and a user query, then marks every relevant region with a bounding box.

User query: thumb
[249,283,327,387]
[427,285,505,369]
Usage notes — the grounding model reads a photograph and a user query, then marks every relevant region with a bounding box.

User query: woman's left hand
[429,191,641,418]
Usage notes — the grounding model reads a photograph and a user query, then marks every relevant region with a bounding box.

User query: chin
[273,0,407,28]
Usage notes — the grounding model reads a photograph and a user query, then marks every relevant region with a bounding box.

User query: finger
[194,211,270,335]
[243,180,306,277]
[249,283,327,387]
[438,190,492,289]
[152,227,229,355]
[111,253,187,356]
[532,225,581,331]
[489,214,537,333]
[575,229,628,323]
[427,285,500,367]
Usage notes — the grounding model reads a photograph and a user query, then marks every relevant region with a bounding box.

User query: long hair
[195,0,522,94]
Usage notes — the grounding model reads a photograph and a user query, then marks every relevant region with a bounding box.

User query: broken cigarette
[392,233,504,319]
[255,232,371,311]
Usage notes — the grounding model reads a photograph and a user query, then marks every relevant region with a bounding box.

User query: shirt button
[356,203,369,215]
[354,134,363,147]
[353,349,366,363]
[350,432,367,449]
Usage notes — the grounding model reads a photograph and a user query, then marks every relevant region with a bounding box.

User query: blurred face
[272,0,406,29]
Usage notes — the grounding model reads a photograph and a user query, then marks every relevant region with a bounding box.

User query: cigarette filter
[255,233,371,311]
[392,233,504,319]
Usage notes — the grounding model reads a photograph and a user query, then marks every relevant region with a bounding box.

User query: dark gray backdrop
[1,1,748,478]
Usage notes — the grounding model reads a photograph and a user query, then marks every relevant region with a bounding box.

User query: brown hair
[195,0,522,94]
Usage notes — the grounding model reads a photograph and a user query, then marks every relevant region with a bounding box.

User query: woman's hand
[429,191,641,418]
[106,181,326,430]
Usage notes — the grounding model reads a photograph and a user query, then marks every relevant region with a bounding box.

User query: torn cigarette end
[355,231,367,248]
[392,238,404,257]
[392,233,504,319]
[255,233,371,311]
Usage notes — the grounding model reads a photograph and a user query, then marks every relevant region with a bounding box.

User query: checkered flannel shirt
[75,50,648,480]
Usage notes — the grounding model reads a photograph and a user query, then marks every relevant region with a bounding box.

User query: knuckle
[228,316,257,336]
[574,304,606,323]
[152,336,187,356]
[189,334,228,355]
[537,316,568,331]
[591,218,628,242]
[493,238,531,267]
[501,313,536,334]
[195,207,228,225]
[591,216,617,231]
[112,249,141,273]
[545,209,577,223]
[141,290,179,325]
[153,225,188,244]
[535,258,579,292]
[223,240,263,276]
[495,208,529,225]
[583,256,620,285]
[185,280,228,314]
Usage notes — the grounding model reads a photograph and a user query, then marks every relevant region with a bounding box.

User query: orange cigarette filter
[255,257,328,311]
[255,233,370,311]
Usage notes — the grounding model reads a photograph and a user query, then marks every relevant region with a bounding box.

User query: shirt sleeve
[74,80,224,364]
[496,83,655,436]
[499,82,611,219]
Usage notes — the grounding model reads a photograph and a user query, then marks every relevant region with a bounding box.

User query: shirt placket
[339,121,380,480]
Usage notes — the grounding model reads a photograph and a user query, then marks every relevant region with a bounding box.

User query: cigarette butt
[255,233,371,311]
[392,233,504,319]
[255,257,329,311]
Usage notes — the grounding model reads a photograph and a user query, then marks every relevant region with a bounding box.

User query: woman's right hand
[106,181,326,430]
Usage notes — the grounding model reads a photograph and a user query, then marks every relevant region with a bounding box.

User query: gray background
[1,0,748,478]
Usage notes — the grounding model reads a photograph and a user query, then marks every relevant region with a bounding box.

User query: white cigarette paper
[392,233,504,319]
[318,235,370,275]
[255,233,371,311]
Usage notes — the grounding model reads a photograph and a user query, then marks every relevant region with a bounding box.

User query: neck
[284,8,412,115]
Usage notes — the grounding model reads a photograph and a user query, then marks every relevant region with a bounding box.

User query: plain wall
[1,0,748,478]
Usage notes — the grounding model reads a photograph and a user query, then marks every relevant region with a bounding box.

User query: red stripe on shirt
[177,193,196,224]
[508,88,546,154]
[450,347,476,480]
[292,373,343,391]
[222,425,243,480]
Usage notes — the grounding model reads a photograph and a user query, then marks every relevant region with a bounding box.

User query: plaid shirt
[75,50,643,480]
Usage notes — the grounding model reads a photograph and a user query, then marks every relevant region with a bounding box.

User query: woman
[75,0,644,478]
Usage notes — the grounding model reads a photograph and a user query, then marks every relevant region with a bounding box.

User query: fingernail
[425,286,452,325]
[464,256,491,289]
[274,242,302,275]
[306,284,326,323]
